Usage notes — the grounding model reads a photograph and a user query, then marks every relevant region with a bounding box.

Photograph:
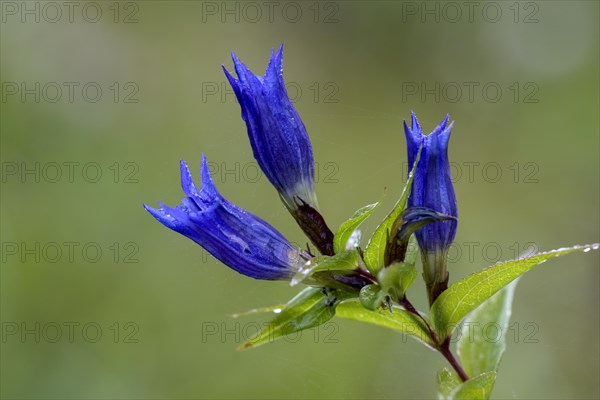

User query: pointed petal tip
[200,153,217,193]
[439,120,454,145]
[222,65,242,96]
[229,52,243,71]
[404,112,422,142]
[435,114,449,132]
[275,44,284,60]
[180,159,201,198]
[179,158,190,174]
[230,52,251,77]
[267,45,284,77]
[410,111,421,132]
[221,64,230,75]
[143,202,162,219]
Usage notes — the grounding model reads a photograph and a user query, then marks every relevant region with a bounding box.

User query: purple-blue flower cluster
[144,46,458,295]
[145,46,333,280]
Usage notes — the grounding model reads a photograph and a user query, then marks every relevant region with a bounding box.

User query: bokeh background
[1,1,599,398]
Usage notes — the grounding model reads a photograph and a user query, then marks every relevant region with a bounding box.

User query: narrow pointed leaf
[457,280,518,377]
[335,299,434,347]
[431,244,599,339]
[230,304,285,318]
[333,201,380,253]
[449,371,496,400]
[291,250,359,286]
[240,287,352,350]
[437,368,461,400]
[363,147,422,274]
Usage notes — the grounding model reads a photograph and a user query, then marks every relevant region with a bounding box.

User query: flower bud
[404,112,458,304]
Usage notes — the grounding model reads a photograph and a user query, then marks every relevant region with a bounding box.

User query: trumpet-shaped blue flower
[144,155,309,280]
[222,45,317,213]
[223,45,335,256]
[404,112,458,303]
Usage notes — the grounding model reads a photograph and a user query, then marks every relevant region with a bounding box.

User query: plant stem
[439,340,469,382]
[400,296,439,343]
[399,296,469,383]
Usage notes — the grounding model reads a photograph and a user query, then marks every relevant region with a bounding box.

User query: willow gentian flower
[222,44,317,212]
[223,45,334,256]
[144,155,309,280]
[404,112,458,304]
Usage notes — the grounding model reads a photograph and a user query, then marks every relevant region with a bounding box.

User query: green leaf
[359,284,388,311]
[335,299,435,348]
[437,368,461,400]
[290,249,359,287]
[457,280,518,377]
[333,201,380,253]
[431,244,599,340]
[384,207,454,266]
[449,371,496,400]
[377,261,417,299]
[240,287,353,350]
[230,304,285,318]
[364,147,422,274]
[404,234,419,266]
[357,262,417,311]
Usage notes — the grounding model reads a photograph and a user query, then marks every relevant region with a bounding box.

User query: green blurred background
[1,1,598,398]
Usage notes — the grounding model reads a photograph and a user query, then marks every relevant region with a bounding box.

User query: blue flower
[222,44,317,213]
[404,112,458,303]
[223,45,335,256]
[144,155,309,280]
